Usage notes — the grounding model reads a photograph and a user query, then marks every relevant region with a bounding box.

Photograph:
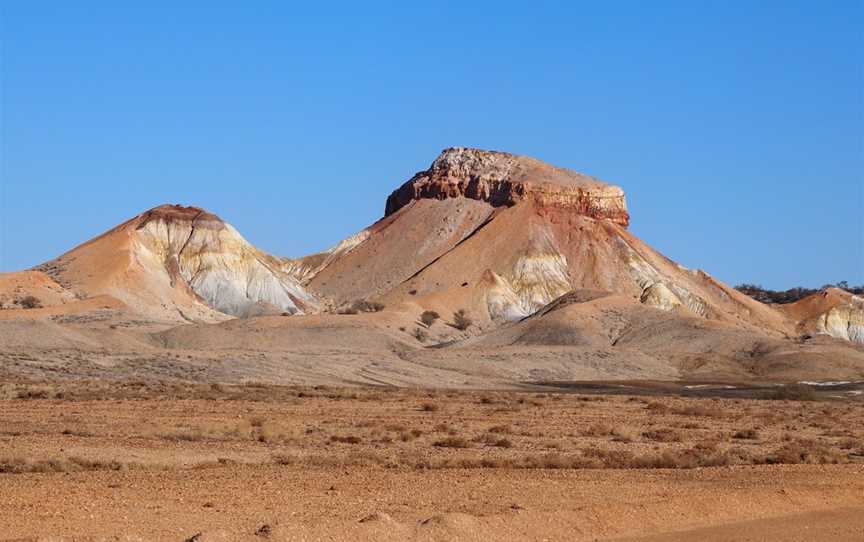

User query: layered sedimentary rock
[297,148,787,338]
[639,282,684,312]
[134,205,318,317]
[779,288,864,345]
[33,205,318,322]
[385,147,629,226]
[815,295,864,344]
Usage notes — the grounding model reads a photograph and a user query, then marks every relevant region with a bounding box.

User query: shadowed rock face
[385,147,630,226]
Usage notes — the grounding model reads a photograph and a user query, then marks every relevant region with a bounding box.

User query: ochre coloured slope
[32,204,318,322]
[296,148,793,338]
[781,288,864,344]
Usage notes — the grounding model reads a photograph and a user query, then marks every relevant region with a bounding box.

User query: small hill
[26,204,318,322]
[292,147,791,338]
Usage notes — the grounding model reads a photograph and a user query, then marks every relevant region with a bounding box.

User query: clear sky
[1,1,861,289]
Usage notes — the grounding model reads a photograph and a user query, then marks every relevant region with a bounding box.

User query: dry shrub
[642,428,683,443]
[330,435,362,444]
[0,456,127,474]
[272,450,389,468]
[432,423,455,434]
[520,453,595,469]
[16,389,51,400]
[611,426,639,443]
[488,425,513,434]
[645,401,670,414]
[413,328,429,342]
[420,402,439,412]
[580,448,637,468]
[452,309,473,330]
[838,438,862,450]
[678,422,701,429]
[733,429,759,440]
[631,446,732,469]
[432,437,470,448]
[420,310,440,327]
[476,433,513,448]
[160,428,209,442]
[256,424,293,444]
[341,300,385,314]
[61,428,95,438]
[672,405,724,418]
[580,423,614,437]
[19,295,42,309]
[765,439,846,465]
[770,384,818,401]
[160,420,280,443]
[400,430,422,442]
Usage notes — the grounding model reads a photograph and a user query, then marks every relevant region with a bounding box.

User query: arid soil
[1,382,862,540]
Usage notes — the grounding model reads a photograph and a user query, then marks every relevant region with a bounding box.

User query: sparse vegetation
[330,435,362,444]
[671,405,724,418]
[735,282,864,305]
[770,384,818,401]
[412,328,428,342]
[476,433,513,448]
[432,436,470,448]
[452,309,473,330]
[642,428,682,443]
[580,422,615,437]
[338,300,385,314]
[733,429,759,440]
[420,310,440,327]
[765,439,846,465]
[0,381,861,480]
[18,295,41,309]
[0,455,129,474]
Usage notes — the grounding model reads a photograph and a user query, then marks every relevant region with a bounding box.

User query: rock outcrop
[780,288,864,346]
[134,205,318,317]
[33,204,319,322]
[815,295,864,344]
[291,148,790,339]
[385,148,629,226]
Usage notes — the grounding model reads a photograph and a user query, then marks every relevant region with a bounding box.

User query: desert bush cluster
[452,309,472,330]
[338,300,385,314]
[17,295,41,309]
[419,310,440,327]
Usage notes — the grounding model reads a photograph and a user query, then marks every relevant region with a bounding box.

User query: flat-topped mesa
[384,147,630,227]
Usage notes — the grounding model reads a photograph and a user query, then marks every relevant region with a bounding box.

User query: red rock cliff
[385,147,629,227]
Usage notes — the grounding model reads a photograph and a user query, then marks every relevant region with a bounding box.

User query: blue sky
[1,1,861,288]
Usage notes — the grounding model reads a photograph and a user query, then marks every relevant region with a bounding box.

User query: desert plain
[0,380,863,541]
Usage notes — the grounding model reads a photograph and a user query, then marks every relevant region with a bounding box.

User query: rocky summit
[385,147,630,226]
